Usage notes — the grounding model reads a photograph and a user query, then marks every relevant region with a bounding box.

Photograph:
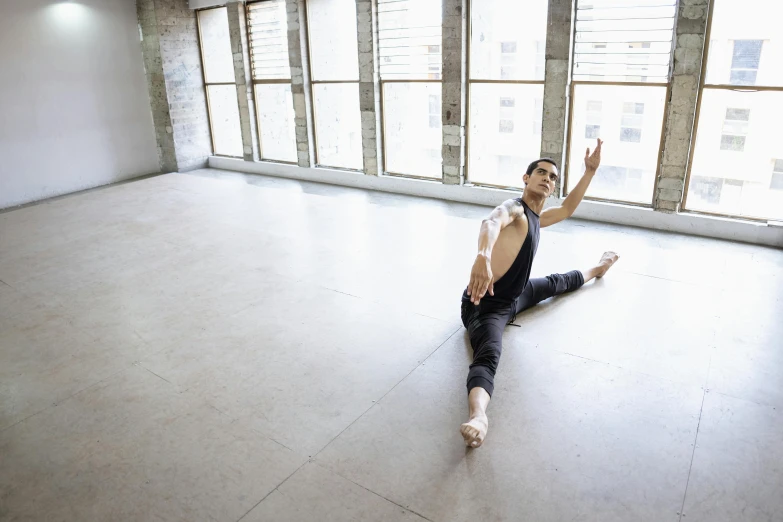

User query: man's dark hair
[525,158,558,176]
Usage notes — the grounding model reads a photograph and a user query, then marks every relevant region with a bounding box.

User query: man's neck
[521,191,546,215]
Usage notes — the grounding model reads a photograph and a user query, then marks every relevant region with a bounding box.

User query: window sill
[207,156,783,247]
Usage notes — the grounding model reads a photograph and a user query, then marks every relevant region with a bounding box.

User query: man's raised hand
[584,138,603,172]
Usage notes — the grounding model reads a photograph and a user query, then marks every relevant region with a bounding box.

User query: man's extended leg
[513,251,619,315]
[459,302,510,448]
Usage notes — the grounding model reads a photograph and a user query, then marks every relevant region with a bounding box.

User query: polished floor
[1,170,781,522]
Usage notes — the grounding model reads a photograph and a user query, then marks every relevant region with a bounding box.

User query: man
[459,138,619,448]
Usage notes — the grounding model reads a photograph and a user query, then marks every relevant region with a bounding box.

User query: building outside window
[685,0,783,220]
[378,0,442,178]
[466,0,547,188]
[567,0,675,204]
[197,7,243,158]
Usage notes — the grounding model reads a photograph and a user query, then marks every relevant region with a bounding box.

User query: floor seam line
[312,325,463,460]
[136,363,175,385]
[555,349,707,390]
[678,388,707,521]
[235,460,310,522]
[0,366,129,433]
[327,467,433,521]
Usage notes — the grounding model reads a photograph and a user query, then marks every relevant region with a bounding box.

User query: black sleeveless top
[463,198,540,305]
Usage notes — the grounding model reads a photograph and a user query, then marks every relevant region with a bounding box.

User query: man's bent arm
[467,200,519,304]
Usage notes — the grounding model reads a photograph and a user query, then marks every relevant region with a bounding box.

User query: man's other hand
[467,254,494,305]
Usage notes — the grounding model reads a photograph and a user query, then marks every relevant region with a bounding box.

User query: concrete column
[138,0,177,173]
[137,0,211,172]
[356,0,379,175]
[655,0,709,212]
[226,1,259,161]
[540,0,572,195]
[285,0,311,167]
[441,0,466,185]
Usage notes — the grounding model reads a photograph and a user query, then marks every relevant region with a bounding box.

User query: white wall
[0,0,160,209]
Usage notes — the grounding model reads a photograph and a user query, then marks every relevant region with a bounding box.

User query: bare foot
[595,251,619,278]
[460,414,488,448]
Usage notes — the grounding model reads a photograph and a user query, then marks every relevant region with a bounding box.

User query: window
[771,160,783,190]
[197,7,243,157]
[686,0,783,220]
[585,99,602,138]
[620,102,644,143]
[247,1,297,162]
[429,94,440,128]
[498,97,515,133]
[718,108,750,152]
[500,41,517,53]
[467,0,548,188]
[305,0,363,170]
[568,0,675,204]
[730,40,763,86]
[378,0,442,178]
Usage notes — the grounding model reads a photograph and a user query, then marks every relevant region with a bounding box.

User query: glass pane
[383,82,442,178]
[468,83,544,188]
[255,83,297,162]
[469,0,547,80]
[247,1,291,80]
[573,0,676,83]
[307,0,359,81]
[705,0,783,87]
[568,84,666,203]
[207,85,243,157]
[378,0,442,80]
[313,83,363,169]
[198,7,236,84]
[686,89,783,220]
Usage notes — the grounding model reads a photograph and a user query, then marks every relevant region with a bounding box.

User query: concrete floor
[0,170,781,522]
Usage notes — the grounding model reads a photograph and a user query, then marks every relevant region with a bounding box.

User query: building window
[585,100,601,138]
[567,1,674,204]
[429,94,440,129]
[197,7,243,158]
[730,40,763,86]
[620,102,644,143]
[500,41,517,53]
[532,97,543,136]
[378,0,442,178]
[499,97,515,133]
[585,125,601,139]
[685,1,783,221]
[247,1,298,162]
[771,160,783,191]
[719,108,750,152]
[467,0,548,189]
[306,0,363,170]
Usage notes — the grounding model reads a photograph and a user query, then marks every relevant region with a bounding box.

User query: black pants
[460,270,585,397]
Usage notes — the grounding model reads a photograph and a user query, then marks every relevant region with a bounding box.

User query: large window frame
[303,0,364,171]
[377,0,443,181]
[246,0,299,164]
[464,0,547,190]
[563,1,676,207]
[682,2,783,222]
[196,5,243,158]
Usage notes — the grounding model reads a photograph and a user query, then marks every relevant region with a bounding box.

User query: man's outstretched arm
[540,138,603,228]
[466,199,522,305]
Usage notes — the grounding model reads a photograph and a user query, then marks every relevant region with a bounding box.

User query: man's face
[523,161,559,197]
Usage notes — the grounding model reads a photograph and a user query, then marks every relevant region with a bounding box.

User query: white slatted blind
[247,0,291,80]
[377,0,442,80]
[574,0,676,83]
